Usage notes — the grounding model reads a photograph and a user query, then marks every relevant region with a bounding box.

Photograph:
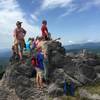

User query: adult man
[13,21,26,60]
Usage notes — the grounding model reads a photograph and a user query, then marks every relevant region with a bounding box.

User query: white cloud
[42,0,73,9]
[31,14,38,22]
[92,0,100,5]
[31,0,73,21]
[77,2,92,12]
[31,0,73,19]
[60,0,100,17]
[0,0,40,49]
[77,0,100,12]
[40,0,100,18]
[68,40,74,44]
[41,0,76,18]
[87,39,94,42]
[78,0,100,12]
[60,4,77,17]
[41,0,100,18]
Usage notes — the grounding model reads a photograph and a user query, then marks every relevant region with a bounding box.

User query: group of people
[12,20,50,89]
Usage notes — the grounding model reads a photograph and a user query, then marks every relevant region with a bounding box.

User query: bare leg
[39,73,43,89]
[15,44,18,55]
[19,51,23,60]
[19,41,23,60]
[36,73,40,88]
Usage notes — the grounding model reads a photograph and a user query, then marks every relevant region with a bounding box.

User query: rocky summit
[0,40,100,100]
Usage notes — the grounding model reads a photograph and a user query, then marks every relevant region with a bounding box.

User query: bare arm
[13,29,17,39]
[22,28,27,36]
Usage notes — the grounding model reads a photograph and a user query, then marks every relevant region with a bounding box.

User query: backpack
[26,41,30,50]
[31,56,37,66]
[63,80,75,96]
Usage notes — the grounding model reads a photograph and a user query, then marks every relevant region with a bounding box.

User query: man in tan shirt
[13,21,26,60]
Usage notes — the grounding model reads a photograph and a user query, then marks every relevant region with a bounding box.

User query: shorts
[36,68,44,78]
[18,40,25,52]
[14,39,25,52]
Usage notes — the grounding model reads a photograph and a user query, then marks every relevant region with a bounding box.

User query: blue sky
[0,0,100,49]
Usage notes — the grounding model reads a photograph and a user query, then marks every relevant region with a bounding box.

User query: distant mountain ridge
[0,42,100,65]
[0,49,11,57]
[0,49,11,65]
[64,42,100,53]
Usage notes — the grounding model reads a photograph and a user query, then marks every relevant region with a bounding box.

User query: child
[31,56,37,77]
[36,47,44,89]
[25,38,31,57]
[36,36,49,82]
[26,38,31,50]
[41,20,48,40]
[30,38,36,54]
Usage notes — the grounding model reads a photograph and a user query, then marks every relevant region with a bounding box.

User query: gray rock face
[46,42,66,81]
[15,76,34,99]
[47,41,100,86]
[48,83,63,97]
[0,40,100,99]
[0,87,9,100]
[79,89,100,100]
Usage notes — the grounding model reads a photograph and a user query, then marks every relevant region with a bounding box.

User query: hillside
[65,42,100,53]
[0,49,11,79]
[0,49,11,65]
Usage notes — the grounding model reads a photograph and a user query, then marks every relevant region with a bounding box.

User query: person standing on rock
[36,37,49,82]
[41,20,49,40]
[13,21,26,60]
[36,47,44,89]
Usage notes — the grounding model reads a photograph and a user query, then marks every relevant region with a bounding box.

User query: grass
[48,82,100,100]
[80,82,100,95]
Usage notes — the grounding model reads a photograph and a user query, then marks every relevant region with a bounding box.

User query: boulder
[0,87,9,100]
[48,83,63,97]
[79,89,100,100]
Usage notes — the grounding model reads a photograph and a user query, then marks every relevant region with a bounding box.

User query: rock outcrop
[0,40,100,100]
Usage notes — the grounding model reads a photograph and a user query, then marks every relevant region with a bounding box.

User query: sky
[0,0,100,49]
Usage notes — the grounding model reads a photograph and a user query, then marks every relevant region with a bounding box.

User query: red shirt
[41,24,48,37]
